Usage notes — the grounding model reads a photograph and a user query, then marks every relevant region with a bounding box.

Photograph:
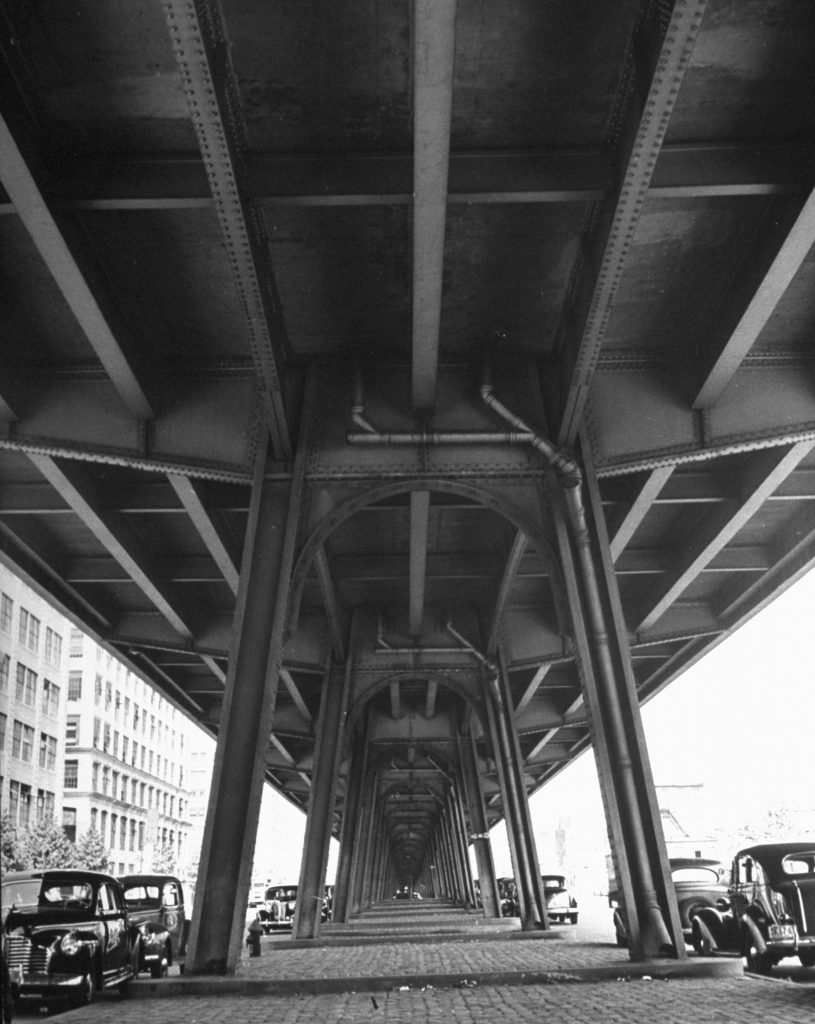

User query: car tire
[569,914,578,925]
[691,918,713,956]
[615,931,628,948]
[74,966,97,1006]
[743,933,773,975]
[798,951,815,968]
[150,951,169,979]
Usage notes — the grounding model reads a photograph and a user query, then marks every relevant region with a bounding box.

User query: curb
[128,958,743,999]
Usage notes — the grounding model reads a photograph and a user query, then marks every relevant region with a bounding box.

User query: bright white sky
[255,568,815,884]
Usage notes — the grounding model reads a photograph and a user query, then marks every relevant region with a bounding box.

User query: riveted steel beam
[411,0,457,413]
[557,0,710,445]
[694,187,815,409]
[635,440,815,634]
[168,474,240,596]
[160,0,291,460]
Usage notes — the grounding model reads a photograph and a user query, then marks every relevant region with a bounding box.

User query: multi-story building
[1,568,203,875]
[65,628,197,874]
[0,571,67,834]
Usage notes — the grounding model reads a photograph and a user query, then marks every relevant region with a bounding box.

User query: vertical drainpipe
[479,365,673,952]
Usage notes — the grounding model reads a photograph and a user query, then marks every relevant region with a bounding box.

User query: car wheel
[799,951,815,968]
[74,967,97,1006]
[691,918,713,956]
[615,931,628,948]
[150,952,169,979]
[743,934,773,975]
[569,914,578,925]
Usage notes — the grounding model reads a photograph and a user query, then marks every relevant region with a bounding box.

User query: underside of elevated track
[2,0,815,973]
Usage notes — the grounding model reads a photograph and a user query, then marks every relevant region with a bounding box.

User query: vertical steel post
[293,653,351,939]
[185,398,309,974]
[484,668,548,930]
[458,728,500,917]
[333,726,367,923]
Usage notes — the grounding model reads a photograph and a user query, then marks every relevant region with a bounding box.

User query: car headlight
[61,932,82,955]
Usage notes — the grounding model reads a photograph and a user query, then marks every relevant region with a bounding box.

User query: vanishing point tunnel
[2,0,815,976]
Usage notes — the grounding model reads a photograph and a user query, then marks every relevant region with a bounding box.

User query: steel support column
[293,653,351,939]
[449,779,477,908]
[185,416,307,973]
[458,728,500,917]
[485,666,548,929]
[332,725,367,923]
[552,441,685,959]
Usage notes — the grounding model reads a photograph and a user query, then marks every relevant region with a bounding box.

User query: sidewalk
[33,903,815,1023]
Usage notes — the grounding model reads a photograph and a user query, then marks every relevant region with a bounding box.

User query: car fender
[740,914,767,954]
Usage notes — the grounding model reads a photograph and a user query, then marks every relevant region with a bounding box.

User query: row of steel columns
[183,428,683,972]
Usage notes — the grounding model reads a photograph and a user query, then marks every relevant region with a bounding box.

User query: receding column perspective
[3,0,813,999]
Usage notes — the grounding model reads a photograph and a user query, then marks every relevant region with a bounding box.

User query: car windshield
[781,852,815,877]
[542,877,566,890]
[2,879,94,911]
[267,887,297,899]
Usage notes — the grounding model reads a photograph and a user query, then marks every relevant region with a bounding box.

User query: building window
[63,807,77,843]
[102,766,110,794]
[66,715,80,747]
[0,653,9,692]
[112,770,119,797]
[103,723,111,752]
[100,810,107,844]
[68,671,82,700]
[70,627,83,657]
[0,592,12,633]
[39,733,57,770]
[15,663,36,706]
[17,782,32,826]
[110,813,118,849]
[120,774,128,802]
[44,628,62,667]
[119,816,126,848]
[92,761,100,791]
[129,820,137,852]
[41,679,60,717]
[90,808,98,832]
[64,760,78,789]
[105,681,112,710]
[13,722,34,762]
[18,608,40,652]
[122,736,129,763]
[93,716,101,748]
[37,789,55,819]
[94,674,103,705]
[113,730,119,759]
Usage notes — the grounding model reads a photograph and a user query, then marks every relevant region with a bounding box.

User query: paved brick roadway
[43,975,815,1024]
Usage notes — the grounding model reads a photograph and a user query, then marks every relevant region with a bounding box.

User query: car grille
[5,934,49,972]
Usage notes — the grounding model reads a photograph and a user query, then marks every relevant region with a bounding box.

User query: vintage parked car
[541,874,578,924]
[496,877,519,917]
[609,856,729,947]
[119,874,188,977]
[691,843,815,973]
[264,885,299,929]
[2,869,137,1010]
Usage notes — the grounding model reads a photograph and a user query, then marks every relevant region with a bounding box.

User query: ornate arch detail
[287,477,563,637]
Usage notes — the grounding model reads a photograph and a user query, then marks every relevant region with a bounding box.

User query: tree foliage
[15,815,77,870]
[152,842,177,874]
[1,811,24,873]
[74,828,110,872]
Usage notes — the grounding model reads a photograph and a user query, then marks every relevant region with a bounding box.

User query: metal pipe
[479,364,673,952]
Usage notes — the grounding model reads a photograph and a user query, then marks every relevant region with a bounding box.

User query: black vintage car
[119,874,188,977]
[2,869,138,1009]
[609,856,729,947]
[541,874,579,925]
[691,842,815,973]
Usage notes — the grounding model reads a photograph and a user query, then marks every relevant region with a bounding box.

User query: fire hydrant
[246,915,263,957]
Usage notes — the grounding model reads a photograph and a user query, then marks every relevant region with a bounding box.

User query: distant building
[1,568,202,875]
[0,572,67,833]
